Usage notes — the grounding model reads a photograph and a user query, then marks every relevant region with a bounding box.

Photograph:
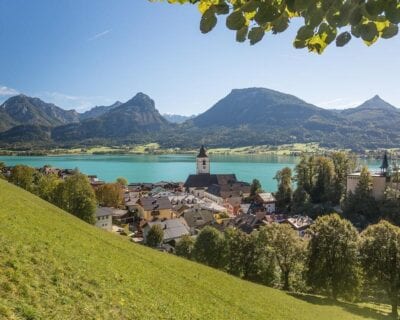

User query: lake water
[0,154,381,192]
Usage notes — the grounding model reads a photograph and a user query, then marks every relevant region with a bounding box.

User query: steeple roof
[380,151,389,170]
[197,145,208,158]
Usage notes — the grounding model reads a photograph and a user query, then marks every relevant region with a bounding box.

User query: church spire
[197,145,208,158]
[380,151,389,174]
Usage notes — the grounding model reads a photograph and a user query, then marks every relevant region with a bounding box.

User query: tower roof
[380,151,389,170]
[197,145,208,158]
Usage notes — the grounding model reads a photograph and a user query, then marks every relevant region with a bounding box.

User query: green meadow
[0,179,390,319]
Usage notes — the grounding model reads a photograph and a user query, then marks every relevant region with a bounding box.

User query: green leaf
[215,3,229,15]
[349,7,363,26]
[365,0,385,17]
[385,2,400,24]
[255,5,280,24]
[226,10,246,30]
[236,26,249,42]
[241,0,259,13]
[293,38,307,49]
[272,14,289,34]
[297,25,314,40]
[360,22,378,42]
[200,8,217,33]
[381,24,399,39]
[336,31,352,47]
[248,26,265,45]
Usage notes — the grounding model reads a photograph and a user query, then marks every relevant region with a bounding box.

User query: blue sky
[0,0,399,115]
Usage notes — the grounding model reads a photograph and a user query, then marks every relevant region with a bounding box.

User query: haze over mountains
[0,88,399,150]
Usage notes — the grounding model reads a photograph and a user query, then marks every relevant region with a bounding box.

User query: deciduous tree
[9,165,36,191]
[53,173,97,224]
[155,0,400,53]
[250,178,262,198]
[306,214,361,300]
[360,221,400,318]
[274,167,293,212]
[175,234,195,259]
[95,183,123,208]
[146,224,164,247]
[193,226,226,269]
[262,223,305,290]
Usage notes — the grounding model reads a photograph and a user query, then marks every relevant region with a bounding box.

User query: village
[1,146,397,252]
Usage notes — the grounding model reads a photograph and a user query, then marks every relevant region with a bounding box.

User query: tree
[331,152,354,205]
[35,173,61,203]
[250,178,262,198]
[0,161,5,179]
[175,234,195,259]
[95,183,123,208]
[311,157,335,203]
[116,177,128,187]
[360,221,400,318]
[343,166,379,226]
[9,165,36,191]
[156,0,400,53]
[53,173,97,224]
[262,223,305,291]
[306,214,361,300]
[193,226,226,269]
[146,224,164,247]
[274,167,293,213]
[224,227,252,277]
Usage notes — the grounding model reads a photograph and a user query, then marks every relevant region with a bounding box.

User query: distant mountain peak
[357,95,397,111]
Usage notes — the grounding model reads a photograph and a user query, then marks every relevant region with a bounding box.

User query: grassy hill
[0,179,390,319]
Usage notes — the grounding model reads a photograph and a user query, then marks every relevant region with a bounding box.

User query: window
[202,160,206,166]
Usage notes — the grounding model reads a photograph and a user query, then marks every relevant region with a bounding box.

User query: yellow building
[137,196,175,221]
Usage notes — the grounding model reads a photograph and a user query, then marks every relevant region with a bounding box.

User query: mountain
[192,88,340,128]
[0,179,388,319]
[163,113,195,124]
[341,95,400,128]
[80,101,123,120]
[52,93,170,141]
[0,94,80,131]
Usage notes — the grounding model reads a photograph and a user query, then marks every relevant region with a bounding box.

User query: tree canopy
[154,0,400,53]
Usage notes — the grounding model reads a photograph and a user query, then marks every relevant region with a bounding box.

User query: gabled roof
[139,197,172,211]
[184,174,237,188]
[145,218,190,241]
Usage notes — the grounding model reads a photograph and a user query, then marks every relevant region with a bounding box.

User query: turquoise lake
[0,154,381,192]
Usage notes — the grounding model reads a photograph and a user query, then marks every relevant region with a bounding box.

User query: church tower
[196,145,210,175]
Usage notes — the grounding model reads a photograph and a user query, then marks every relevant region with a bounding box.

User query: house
[142,218,190,244]
[183,206,215,232]
[255,192,277,213]
[285,215,313,236]
[137,196,175,221]
[234,211,266,234]
[95,207,113,231]
[111,209,133,224]
[346,151,400,201]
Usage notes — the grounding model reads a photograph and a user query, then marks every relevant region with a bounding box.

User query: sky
[0,0,399,115]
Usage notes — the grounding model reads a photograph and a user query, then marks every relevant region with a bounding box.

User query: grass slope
[0,180,389,320]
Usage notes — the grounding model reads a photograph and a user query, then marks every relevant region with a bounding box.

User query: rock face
[80,101,123,120]
[52,93,170,140]
[0,94,79,131]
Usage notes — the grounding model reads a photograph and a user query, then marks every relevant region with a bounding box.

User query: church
[184,146,251,200]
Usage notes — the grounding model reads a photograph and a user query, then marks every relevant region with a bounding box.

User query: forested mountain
[0,94,79,131]
[340,95,400,128]
[80,101,122,120]
[192,88,340,128]
[0,89,399,150]
[52,93,170,141]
